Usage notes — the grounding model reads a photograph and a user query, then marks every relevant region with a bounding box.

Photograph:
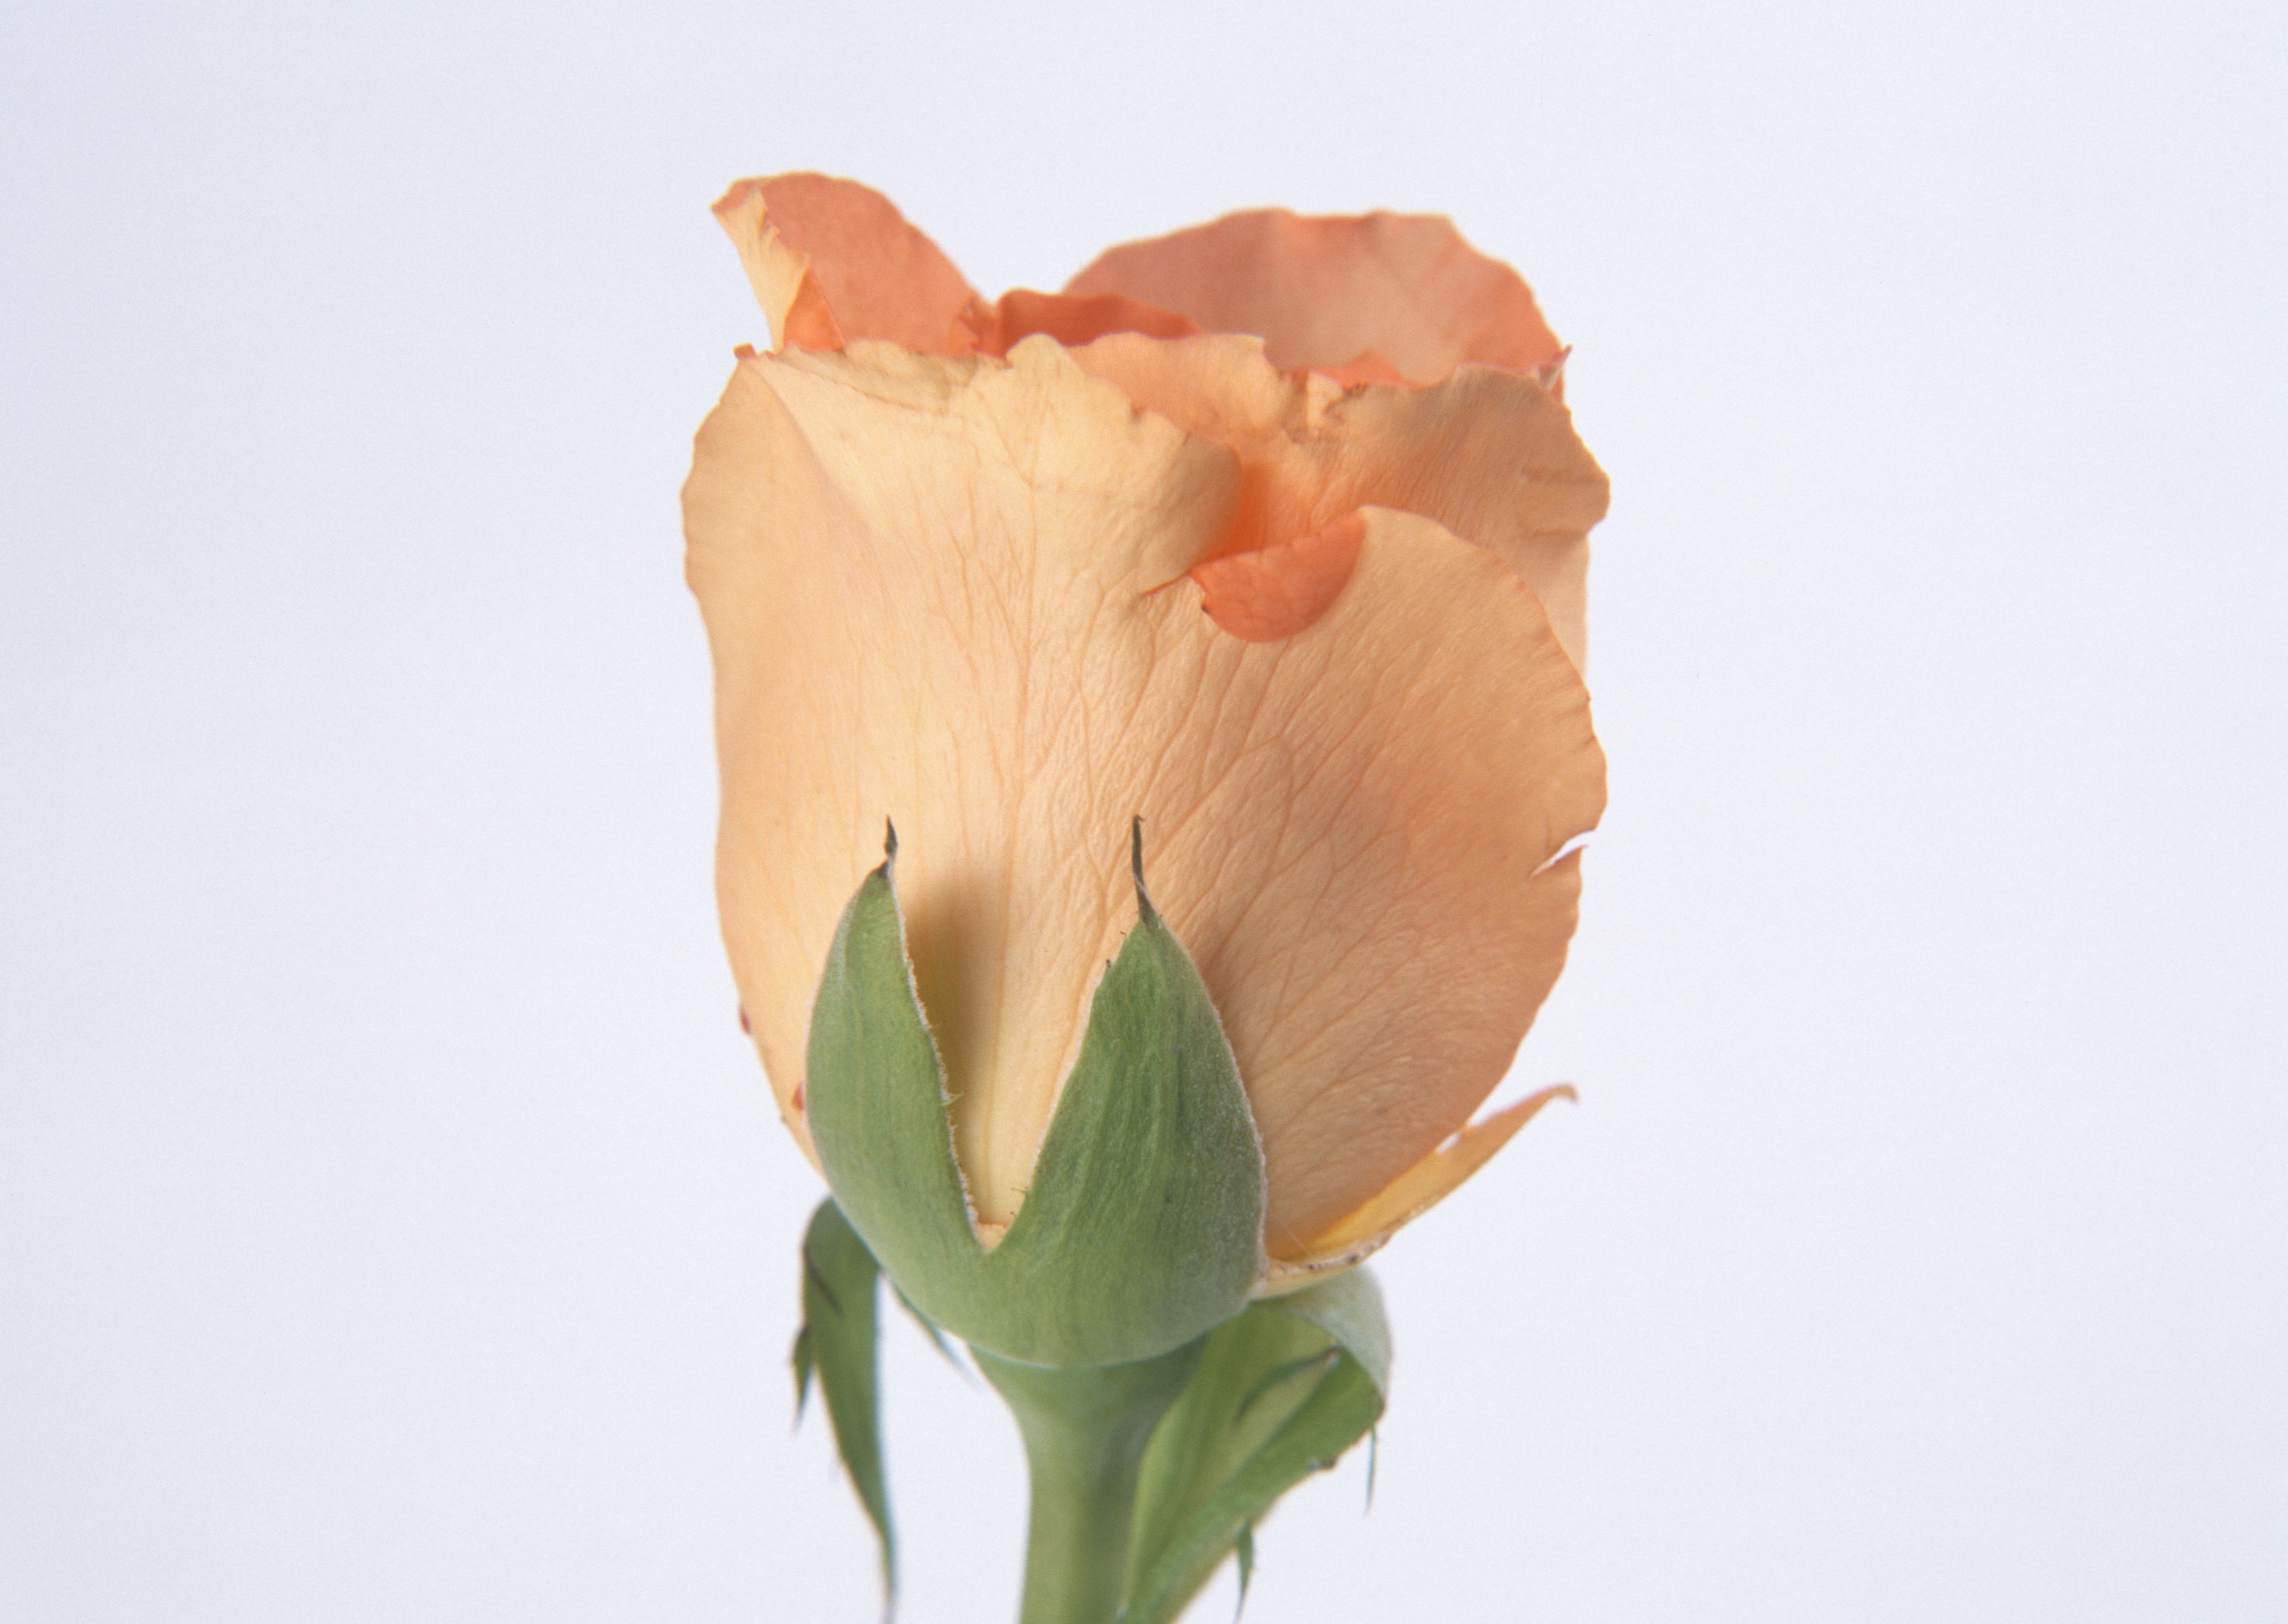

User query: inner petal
[963,288,1202,354]
[1071,331,1605,670]
[1066,208,1564,384]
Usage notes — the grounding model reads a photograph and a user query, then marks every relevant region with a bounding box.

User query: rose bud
[685,175,1605,1365]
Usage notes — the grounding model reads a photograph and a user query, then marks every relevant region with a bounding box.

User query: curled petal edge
[714,173,982,354]
[714,178,843,351]
[1256,1083,1578,1297]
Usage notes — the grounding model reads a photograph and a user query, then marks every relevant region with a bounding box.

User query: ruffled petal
[1066,208,1564,384]
[686,340,1604,1241]
[713,173,980,354]
[1070,333,1605,669]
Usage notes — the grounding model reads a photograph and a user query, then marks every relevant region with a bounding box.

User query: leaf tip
[1130,814,1160,925]
[790,1325,815,1425]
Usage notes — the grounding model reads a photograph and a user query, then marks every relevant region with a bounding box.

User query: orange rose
[684,174,1605,1287]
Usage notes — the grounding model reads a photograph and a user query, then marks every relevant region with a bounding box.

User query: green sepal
[805,825,1266,1368]
[796,1199,896,1605]
[1116,1269,1392,1624]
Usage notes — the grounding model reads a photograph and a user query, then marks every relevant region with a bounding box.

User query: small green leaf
[1118,1270,1391,1624]
[790,1324,815,1422]
[1232,1524,1255,1618]
[797,1199,896,1605]
[806,827,1265,1367]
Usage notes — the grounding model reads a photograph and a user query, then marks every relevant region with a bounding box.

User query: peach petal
[1070,332,1606,669]
[686,348,1603,1239]
[713,173,979,354]
[1187,511,1364,643]
[685,340,1242,1182]
[1066,208,1564,384]
[712,180,831,352]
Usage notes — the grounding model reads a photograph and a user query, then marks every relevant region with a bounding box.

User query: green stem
[976,1339,1204,1624]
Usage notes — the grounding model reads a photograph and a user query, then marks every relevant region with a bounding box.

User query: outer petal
[685,338,1604,1243]
[1070,333,1606,669]
[1066,209,1564,384]
[686,338,1239,1183]
[714,173,980,354]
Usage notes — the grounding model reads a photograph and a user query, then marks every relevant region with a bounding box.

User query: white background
[5,2,2283,1620]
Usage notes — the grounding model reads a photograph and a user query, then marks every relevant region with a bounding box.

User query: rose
[684,174,1605,1304]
